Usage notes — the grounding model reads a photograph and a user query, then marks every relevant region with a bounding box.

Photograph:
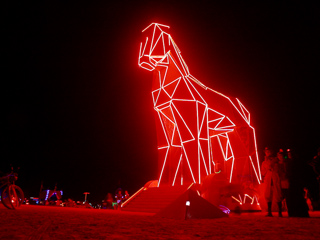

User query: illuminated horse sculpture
[139,23,261,187]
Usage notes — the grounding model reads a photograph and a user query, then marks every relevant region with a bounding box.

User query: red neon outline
[121,187,145,208]
[231,193,260,206]
[139,23,261,187]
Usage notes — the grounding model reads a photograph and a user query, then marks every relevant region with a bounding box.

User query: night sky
[2,1,319,202]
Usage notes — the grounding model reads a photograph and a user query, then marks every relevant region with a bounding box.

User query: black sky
[2,1,319,202]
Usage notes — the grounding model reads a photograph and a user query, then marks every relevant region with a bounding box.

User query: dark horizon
[2,1,319,202]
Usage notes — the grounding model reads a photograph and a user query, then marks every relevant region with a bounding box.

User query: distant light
[186,201,190,206]
[45,190,50,201]
[219,205,231,215]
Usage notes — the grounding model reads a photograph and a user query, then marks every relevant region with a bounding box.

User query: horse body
[139,23,261,187]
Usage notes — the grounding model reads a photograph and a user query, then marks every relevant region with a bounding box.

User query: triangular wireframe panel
[215,117,235,130]
[163,78,180,98]
[150,33,165,56]
[172,79,195,101]
[171,103,195,142]
[155,89,171,106]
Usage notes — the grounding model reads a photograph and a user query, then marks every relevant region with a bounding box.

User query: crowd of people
[101,188,129,210]
[261,147,320,217]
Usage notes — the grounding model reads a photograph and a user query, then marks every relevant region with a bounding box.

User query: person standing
[277,149,289,210]
[286,149,309,217]
[306,148,320,210]
[308,148,320,181]
[124,190,130,201]
[261,147,282,217]
[115,189,123,210]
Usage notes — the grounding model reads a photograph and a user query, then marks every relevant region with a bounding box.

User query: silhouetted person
[124,190,129,201]
[278,149,289,209]
[115,189,123,210]
[306,147,320,210]
[102,194,113,209]
[286,149,309,217]
[261,147,282,217]
[310,148,320,177]
[106,193,114,209]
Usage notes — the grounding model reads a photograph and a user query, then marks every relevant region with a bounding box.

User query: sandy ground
[1,205,320,239]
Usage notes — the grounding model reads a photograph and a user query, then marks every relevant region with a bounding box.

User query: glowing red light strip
[167,52,186,77]
[187,75,208,91]
[185,75,207,102]
[171,102,196,140]
[172,154,183,186]
[150,33,164,57]
[231,196,242,205]
[198,102,207,136]
[152,90,159,106]
[239,194,243,203]
[142,23,166,32]
[121,187,145,208]
[183,77,199,101]
[149,25,157,57]
[168,53,190,84]
[139,42,143,63]
[171,40,189,76]
[171,99,196,102]
[216,117,236,130]
[171,128,182,148]
[196,101,201,183]
[249,155,261,184]
[209,136,215,168]
[229,153,235,183]
[228,140,235,161]
[157,109,171,185]
[207,116,212,174]
[157,146,170,186]
[236,98,250,123]
[141,37,149,57]
[199,144,209,175]
[162,77,180,98]
[159,107,175,124]
[254,195,260,205]
[217,135,226,161]
[155,101,171,111]
[252,128,262,180]
[157,111,170,146]
[231,193,260,206]
[161,32,166,55]
[182,145,196,183]
[140,63,154,72]
[158,146,168,150]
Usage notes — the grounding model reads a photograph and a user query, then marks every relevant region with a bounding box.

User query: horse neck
[152,56,185,91]
[167,38,189,76]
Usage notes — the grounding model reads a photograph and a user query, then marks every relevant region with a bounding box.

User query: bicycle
[0,168,24,209]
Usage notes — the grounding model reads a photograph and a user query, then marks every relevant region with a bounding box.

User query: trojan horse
[138,23,262,189]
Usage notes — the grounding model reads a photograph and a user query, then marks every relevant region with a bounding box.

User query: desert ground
[1,205,320,239]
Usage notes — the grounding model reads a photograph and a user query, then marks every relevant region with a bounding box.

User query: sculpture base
[121,181,229,219]
[122,178,261,215]
[121,182,188,213]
